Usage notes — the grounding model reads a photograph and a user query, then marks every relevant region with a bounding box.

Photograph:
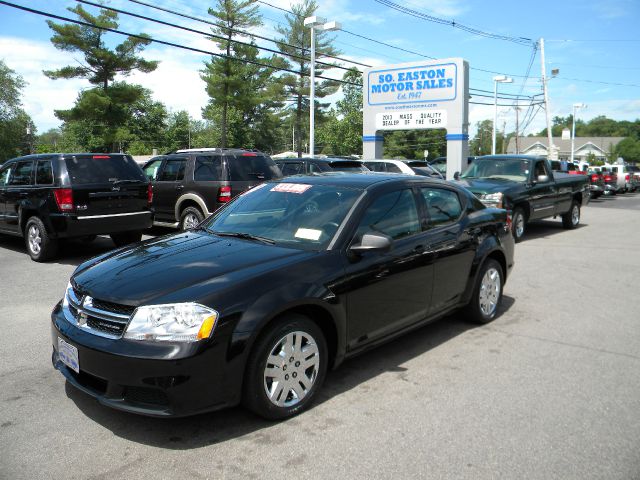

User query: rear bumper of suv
[48,211,153,239]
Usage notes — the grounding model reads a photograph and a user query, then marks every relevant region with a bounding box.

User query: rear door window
[143,159,163,181]
[65,154,146,184]
[8,160,34,186]
[158,158,187,181]
[385,162,403,173]
[279,162,305,176]
[35,159,54,185]
[194,155,223,181]
[228,154,281,180]
[421,188,462,227]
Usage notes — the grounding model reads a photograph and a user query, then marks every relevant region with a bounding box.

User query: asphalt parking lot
[1,193,639,480]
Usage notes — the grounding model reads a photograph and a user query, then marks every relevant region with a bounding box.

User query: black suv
[142,148,282,229]
[0,153,152,261]
[274,157,369,177]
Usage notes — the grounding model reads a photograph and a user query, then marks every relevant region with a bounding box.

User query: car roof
[270,172,452,189]
[476,154,546,161]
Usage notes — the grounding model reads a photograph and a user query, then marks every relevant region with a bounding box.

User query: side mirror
[537,174,550,183]
[349,232,392,254]
[453,171,460,180]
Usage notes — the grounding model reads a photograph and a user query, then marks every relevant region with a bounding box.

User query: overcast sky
[1,0,638,141]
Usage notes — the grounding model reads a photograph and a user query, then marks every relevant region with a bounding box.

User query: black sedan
[51,174,515,420]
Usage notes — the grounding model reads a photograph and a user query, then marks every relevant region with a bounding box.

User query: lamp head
[304,16,327,27]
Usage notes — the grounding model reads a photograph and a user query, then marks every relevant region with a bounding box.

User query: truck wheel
[464,258,503,324]
[25,216,58,262]
[562,200,580,229]
[243,314,328,420]
[110,231,142,247]
[180,207,204,230]
[512,207,526,243]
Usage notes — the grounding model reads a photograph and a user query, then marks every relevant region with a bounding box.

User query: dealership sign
[362,58,469,179]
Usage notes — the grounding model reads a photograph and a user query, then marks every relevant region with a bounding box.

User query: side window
[280,162,305,176]
[365,162,385,172]
[385,163,403,173]
[0,164,13,186]
[308,162,323,174]
[194,155,222,181]
[35,159,54,185]
[143,159,163,181]
[354,189,421,242]
[158,158,187,182]
[422,188,462,227]
[535,161,550,178]
[8,161,34,186]
[611,166,619,174]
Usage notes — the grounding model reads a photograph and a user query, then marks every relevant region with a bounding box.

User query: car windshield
[203,182,363,250]
[461,158,531,182]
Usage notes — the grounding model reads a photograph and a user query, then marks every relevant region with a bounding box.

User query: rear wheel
[110,231,142,247]
[511,207,526,243]
[562,200,580,229]
[180,206,204,230]
[25,216,58,262]
[243,314,328,420]
[465,258,503,324]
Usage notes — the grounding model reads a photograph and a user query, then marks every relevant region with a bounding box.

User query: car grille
[66,286,135,339]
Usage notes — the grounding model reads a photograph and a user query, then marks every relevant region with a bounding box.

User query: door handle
[19,192,29,197]
[175,185,184,191]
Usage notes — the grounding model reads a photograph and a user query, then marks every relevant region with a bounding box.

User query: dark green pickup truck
[456,155,590,242]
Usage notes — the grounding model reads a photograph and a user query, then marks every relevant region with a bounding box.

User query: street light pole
[570,103,586,163]
[492,75,513,155]
[304,16,340,158]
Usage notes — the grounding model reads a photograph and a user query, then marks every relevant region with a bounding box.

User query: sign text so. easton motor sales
[368,62,457,131]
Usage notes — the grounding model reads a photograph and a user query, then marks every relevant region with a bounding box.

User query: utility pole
[502,120,507,154]
[515,104,520,154]
[540,38,556,160]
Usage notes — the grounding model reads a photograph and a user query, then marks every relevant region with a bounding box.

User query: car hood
[456,177,521,195]
[72,230,311,306]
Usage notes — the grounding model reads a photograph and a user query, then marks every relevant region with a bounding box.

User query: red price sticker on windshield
[271,183,312,194]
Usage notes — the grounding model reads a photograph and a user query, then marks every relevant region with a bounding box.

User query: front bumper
[48,211,153,239]
[50,301,241,417]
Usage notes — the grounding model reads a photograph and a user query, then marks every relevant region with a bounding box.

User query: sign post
[362,58,469,179]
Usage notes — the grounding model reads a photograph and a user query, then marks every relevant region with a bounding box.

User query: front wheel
[511,207,526,243]
[25,216,58,262]
[464,258,503,324]
[243,314,328,420]
[110,231,142,247]
[562,200,580,229]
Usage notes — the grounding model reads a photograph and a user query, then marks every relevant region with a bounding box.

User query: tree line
[1,0,639,163]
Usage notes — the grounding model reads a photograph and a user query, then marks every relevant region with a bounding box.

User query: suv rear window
[65,155,146,184]
[227,155,281,181]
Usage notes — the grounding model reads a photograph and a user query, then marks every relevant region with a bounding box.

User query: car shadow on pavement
[64,295,515,449]
[521,220,589,242]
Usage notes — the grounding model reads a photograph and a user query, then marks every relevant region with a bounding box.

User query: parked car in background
[362,159,443,178]
[587,169,605,199]
[51,173,514,420]
[627,165,640,190]
[599,169,620,195]
[0,153,152,261]
[457,155,590,242]
[274,157,369,176]
[143,148,281,230]
[608,164,637,193]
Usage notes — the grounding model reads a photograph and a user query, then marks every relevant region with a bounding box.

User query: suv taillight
[218,185,232,203]
[625,174,630,182]
[147,183,153,205]
[590,174,598,182]
[54,188,74,212]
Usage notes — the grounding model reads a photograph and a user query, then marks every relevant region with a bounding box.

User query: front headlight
[124,303,219,342]
[480,192,503,208]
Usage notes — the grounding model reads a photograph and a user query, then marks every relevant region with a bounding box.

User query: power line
[124,0,371,69]
[372,0,535,46]
[0,0,359,86]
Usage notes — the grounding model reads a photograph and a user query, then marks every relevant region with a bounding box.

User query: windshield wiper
[213,231,275,245]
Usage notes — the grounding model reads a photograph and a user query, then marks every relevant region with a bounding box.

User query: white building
[506,135,623,163]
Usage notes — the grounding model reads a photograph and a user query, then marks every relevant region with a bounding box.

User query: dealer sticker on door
[58,337,79,373]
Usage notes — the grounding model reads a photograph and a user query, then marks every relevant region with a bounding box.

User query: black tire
[243,314,328,420]
[562,200,580,229]
[24,216,58,262]
[511,207,526,243]
[180,206,204,231]
[110,230,142,247]
[464,258,504,324]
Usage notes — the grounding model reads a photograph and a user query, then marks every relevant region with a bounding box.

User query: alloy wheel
[183,213,200,230]
[263,331,320,408]
[28,225,42,255]
[479,267,501,317]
